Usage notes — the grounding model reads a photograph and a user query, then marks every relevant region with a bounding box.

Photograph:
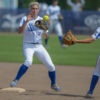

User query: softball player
[67,0,85,12]
[76,27,100,96]
[45,0,65,48]
[10,2,61,91]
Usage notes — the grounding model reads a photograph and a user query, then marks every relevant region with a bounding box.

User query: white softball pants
[48,20,63,36]
[23,43,55,72]
[93,55,100,77]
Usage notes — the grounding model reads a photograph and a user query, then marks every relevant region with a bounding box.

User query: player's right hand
[26,14,33,22]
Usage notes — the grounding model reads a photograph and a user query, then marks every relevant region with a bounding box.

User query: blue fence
[0,9,28,32]
[61,10,100,34]
[0,9,100,35]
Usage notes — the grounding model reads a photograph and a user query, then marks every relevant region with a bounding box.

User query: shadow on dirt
[20,89,95,99]
[44,92,94,99]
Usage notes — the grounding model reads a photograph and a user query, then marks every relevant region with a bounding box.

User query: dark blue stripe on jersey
[29,23,33,31]
[96,32,100,39]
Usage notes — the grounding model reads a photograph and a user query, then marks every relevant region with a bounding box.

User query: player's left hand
[26,14,34,22]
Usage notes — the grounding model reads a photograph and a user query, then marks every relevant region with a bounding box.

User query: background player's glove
[62,30,77,45]
[35,20,48,31]
[58,14,63,21]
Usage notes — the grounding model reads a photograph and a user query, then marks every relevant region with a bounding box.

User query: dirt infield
[0,62,100,100]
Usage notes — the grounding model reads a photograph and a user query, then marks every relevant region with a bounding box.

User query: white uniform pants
[48,20,63,36]
[93,55,100,76]
[23,43,55,72]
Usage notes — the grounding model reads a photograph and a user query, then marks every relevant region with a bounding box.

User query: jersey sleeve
[92,27,100,40]
[58,6,61,15]
[46,6,50,15]
[19,16,27,27]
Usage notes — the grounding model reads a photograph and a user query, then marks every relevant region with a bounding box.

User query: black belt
[24,42,40,44]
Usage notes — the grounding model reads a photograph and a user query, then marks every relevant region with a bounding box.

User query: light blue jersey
[46,5,60,21]
[19,16,45,44]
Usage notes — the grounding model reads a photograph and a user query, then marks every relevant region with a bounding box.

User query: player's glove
[62,30,77,45]
[34,20,48,31]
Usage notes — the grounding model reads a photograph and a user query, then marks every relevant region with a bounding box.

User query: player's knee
[94,68,100,77]
[48,65,55,72]
[24,60,32,67]
[93,72,100,77]
[58,34,63,37]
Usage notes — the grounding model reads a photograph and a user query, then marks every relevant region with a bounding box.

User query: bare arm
[18,14,33,34]
[81,0,85,6]
[67,0,73,6]
[18,20,29,34]
[75,37,94,43]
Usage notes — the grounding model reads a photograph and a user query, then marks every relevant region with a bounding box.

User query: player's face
[30,5,39,16]
[75,0,80,4]
[53,1,58,6]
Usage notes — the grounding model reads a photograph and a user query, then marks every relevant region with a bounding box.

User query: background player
[66,0,85,12]
[66,0,85,25]
[10,2,61,91]
[45,0,66,48]
[75,27,100,96]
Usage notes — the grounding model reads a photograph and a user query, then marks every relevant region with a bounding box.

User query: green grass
[0,33,100,67]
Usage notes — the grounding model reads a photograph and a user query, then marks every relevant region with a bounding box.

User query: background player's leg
[45,37,49,48]
[10,45,34,87]
[87,55,100,96]
[55,22,65,47]
[35,45,61,91]
[44,22,53,47]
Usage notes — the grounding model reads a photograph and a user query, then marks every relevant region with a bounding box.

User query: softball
[43,15,49,21]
